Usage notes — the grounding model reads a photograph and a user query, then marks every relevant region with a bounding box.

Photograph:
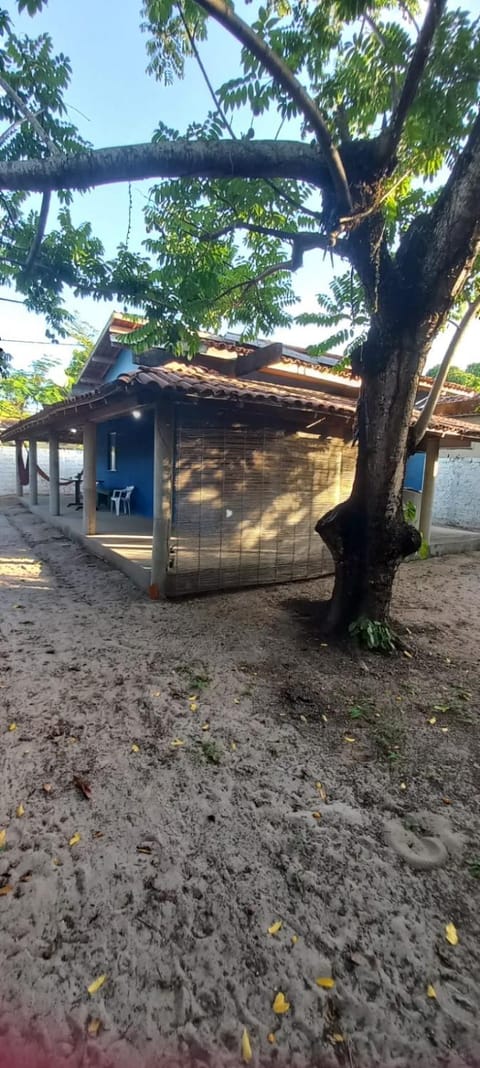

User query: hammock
[17,447,78,487]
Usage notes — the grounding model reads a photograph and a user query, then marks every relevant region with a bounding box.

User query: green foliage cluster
[349,616,396,652]
[426,363,480,393]
[0,320,93,422]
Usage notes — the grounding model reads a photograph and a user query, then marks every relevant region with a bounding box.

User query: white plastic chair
[121,485,134,515]
[110,485,134,516]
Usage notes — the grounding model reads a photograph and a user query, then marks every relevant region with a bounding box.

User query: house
[3,312,480,596]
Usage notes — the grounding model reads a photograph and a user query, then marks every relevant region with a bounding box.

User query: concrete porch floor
[21,495,153,591]
[16,494,480,596]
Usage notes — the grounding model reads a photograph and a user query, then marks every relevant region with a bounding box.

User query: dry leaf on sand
[445,922,458,946]
[272,992,290,1014]
[87,974,107,995]
[241,1028,252,1063]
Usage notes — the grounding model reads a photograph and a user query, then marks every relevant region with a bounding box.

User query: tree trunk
[316,340,422,631]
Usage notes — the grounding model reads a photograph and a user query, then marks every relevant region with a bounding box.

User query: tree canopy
[0,0,478,355]
[427,362,480,391]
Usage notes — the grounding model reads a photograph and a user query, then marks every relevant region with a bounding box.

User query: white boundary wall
[433,455,480,529]
[0,443,83,497]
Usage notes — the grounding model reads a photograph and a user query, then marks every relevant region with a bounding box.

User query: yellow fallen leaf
[8,723,17,732]
[0,830,6,850]
[400,782,407,791]
[201,722,210,731]
[272,992,290,1015]
[171,738,185,747]
[16,804,25,818]
[267,1032,276,1044]
[331,1033,345,1044]
[344,736,356,743]
[300,714,307,723]
[0,883,13,896]
[316,977,335,989]
[87,1017,102,1037]
[427,985,437,999]
[440,727,449,733]
[268,921,282,935]
[241,1027,252,1064]
[234,698,240,704]
[189,700,198,712]
[291,934,299,945]
[312,811,322,820]
[230,741,237,751]
[445,922,458,946]
[87,974,107,996]
[321,714,328,723]
[69,832,81,847]
[315,782,327,801]
[131,743,140,753]
[428,717,437,725]
[403,650,413,659]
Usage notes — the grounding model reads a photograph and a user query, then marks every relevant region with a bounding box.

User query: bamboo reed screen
[167,413,355,595]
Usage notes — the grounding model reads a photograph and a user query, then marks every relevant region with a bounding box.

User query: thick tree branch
[177,5,237,140]
[192,0,352,213]
[399,109,480,329]
[0,74,61,156]
[382,0,447,162]
[0,74,62,271]
[0,140,330,192]
[176,6,324,226]
[413,293,480,446]
[199,220,329,247]
[23,190,51,275]
[216,235,311,305]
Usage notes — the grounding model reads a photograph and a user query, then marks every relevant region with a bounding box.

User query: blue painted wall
[96,412,154,516]
[104,346,136,382]
[405,452,425,492]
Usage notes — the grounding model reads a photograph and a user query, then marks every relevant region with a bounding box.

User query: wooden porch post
[29,439,38,505]
[15,440,23,497]
[419,435,440,545]
[49,432,60,515]
[151,404,173,597]
[83,422,97,535]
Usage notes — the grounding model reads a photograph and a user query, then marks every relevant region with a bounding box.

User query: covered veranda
[2,376,172,596]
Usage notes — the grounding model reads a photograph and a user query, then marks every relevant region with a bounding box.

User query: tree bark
[0,140,329,193]
[316,338,422,630]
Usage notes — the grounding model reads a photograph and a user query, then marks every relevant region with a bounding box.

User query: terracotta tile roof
[124,362,358,416]
[2,360,480,442]
[122,362,480,438]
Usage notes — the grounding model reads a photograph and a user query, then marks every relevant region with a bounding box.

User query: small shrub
[349,616,396,653]
[201,739,222,765]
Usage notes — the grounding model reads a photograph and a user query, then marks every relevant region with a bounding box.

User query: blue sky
[1,0,479,379]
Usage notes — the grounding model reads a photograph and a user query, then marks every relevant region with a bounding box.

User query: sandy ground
[0,498,479,1068]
